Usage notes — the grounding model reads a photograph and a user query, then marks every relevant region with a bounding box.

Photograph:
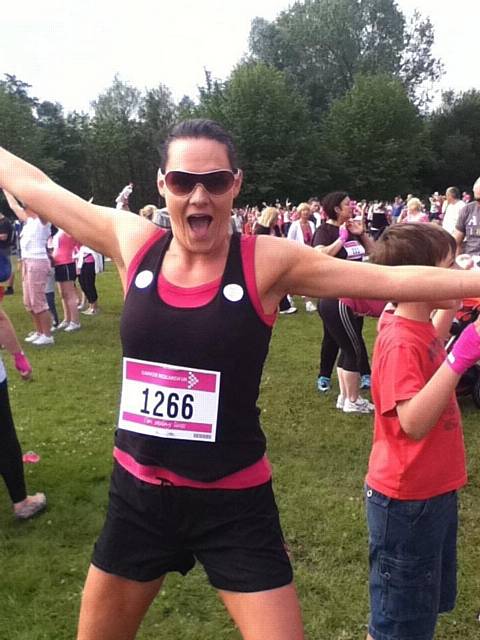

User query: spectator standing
[0,302,46,519]
[52,229,81,332]
[255,208,296,315]
[442,187,464,236]
[77,245,103,316]
[3,190,53,346]
[454,178,480,256]
[399,197,429,224]
[390,196,404,223]
[287,203,316,312]
[0,211,14,293]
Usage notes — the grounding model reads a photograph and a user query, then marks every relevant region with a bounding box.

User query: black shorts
[54,262,76,282]
[92,463,293,592]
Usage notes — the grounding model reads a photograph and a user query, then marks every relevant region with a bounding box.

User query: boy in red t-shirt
[364,223,480,640]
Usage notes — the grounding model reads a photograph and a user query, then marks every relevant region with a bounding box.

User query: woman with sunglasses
[2,119,480,640]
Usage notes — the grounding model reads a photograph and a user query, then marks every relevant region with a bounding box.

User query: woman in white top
[287,203,316,311]
[287,203,315,245]
[3,190,54,346]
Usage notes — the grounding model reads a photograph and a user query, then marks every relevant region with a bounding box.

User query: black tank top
[116,231,272,481]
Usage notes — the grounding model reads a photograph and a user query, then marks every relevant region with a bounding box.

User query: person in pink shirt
[399,197,429,224]
[51,229,81,332]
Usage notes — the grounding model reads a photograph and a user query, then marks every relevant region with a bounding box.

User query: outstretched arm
[254,236,480,313]
[0,148,155,279]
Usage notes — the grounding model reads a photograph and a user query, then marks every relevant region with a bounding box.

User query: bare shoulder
[255,234,318,271]
[113,213,162,272]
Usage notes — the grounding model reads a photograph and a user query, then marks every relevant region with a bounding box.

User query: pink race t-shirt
[52,230,79,266]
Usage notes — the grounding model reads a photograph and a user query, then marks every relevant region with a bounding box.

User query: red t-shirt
[366,312,466,500]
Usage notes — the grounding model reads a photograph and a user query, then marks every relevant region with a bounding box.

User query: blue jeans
[365,485,458,640]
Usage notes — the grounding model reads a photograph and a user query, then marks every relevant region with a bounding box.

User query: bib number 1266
[140,388,194,420]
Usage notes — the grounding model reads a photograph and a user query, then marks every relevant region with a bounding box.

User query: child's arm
[397,319,480,440]
[431,305,460,341]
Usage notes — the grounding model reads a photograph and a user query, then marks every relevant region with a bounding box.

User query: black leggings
[0,380,27,503]
[317,299,371,373]
[78,261,98,304]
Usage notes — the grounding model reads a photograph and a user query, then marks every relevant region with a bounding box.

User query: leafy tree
[321,74,425,199]
[249,0,442,116]
[425,90,480,193]
[197,62,325,204]
[177,95,197,121]
[89,76,178,208]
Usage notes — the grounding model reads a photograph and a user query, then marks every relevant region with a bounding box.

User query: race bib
[344,240,366,261]
[118,357,221,442]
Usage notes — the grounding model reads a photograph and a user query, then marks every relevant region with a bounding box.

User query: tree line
[1,0,479,212]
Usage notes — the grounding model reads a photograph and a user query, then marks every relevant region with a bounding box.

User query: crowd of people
[1,118,480,640]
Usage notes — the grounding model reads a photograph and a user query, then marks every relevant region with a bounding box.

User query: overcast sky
[1,0,479,113]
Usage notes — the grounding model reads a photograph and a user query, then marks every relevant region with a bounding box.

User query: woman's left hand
[346,219,364,236]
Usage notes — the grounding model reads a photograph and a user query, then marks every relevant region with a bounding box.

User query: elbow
[400,421,428,441]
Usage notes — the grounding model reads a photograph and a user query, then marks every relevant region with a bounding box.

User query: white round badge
[223,283,244,302]
[135,270,154,289]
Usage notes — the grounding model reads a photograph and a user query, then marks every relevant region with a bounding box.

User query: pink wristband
[446,324,480,375]
[339,226,349,244]
[14,351,32,378]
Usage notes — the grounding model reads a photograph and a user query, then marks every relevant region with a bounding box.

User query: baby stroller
[447,298,480,407]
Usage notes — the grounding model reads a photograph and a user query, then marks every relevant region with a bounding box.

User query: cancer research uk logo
[187,371,199,389]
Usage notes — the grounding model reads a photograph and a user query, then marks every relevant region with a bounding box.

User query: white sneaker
[336,394,345,409]
[25,331,40,343]
[32,334,54,346]
[64,321,81,332]
[81,307,98,316]
[56,320,69,330]
[343,397,374,414]
[305,301,317,313]
[279,306,297,315]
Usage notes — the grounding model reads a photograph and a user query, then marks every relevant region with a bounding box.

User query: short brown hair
[369,223,456,267]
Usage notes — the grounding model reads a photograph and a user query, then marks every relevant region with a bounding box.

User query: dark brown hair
[321,191,349,221]
[160,119,238,173]
[369,223,456,267]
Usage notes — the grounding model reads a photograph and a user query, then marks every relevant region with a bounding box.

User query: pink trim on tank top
[126,232,276,327]
[157,273,221,307]
[113,446,272,489]
[126,228,166,293]
[240,235,277,327]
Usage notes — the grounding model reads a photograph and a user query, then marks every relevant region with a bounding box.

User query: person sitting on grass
[364,223,479,640]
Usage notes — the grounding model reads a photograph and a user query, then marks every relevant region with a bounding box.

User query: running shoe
[360,374,371,389]
[279,307,297,315]
[14,493,47,520]
[64,321,81,332]
[31,334,55,346]
[81,307,98,316]
[317,376,331,392]
[336,394,345,409]
[56,320,69,330]
[24,331,40,343]
[343,397,374,414]
[305,301,317,312]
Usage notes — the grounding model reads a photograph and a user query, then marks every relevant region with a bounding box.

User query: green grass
[1,267,480,639]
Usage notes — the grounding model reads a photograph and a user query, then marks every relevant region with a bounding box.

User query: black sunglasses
[164,170,237,197]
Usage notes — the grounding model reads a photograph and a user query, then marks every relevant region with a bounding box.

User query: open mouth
[187,214,213,238]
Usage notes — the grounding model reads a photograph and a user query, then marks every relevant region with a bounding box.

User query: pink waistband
[113,446,272,489]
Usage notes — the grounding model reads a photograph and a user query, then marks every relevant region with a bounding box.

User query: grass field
[1,264,480,639]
